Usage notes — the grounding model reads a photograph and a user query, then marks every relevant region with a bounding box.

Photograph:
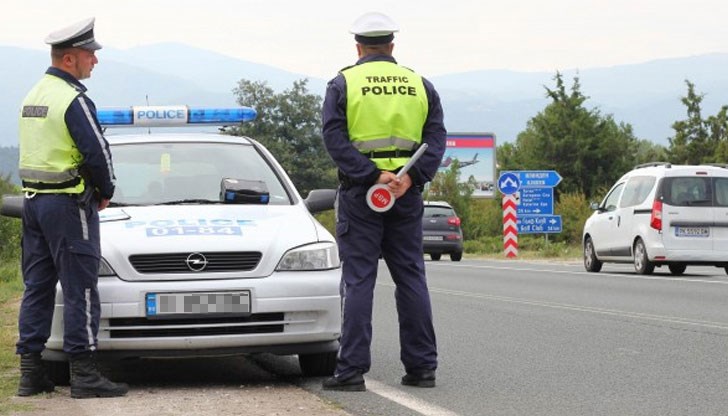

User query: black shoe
[70,353,128,399]
[322,372,366,391]
[17,353,55,396]
[401,370,436,388]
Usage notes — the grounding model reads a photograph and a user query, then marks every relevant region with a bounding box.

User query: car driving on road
[582,162,728,275]
[422,200,463,261]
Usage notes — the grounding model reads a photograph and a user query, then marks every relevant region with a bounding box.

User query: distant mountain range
[2,43,728,152]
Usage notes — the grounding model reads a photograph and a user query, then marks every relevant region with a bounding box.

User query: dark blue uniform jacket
[322,54,446,188]
[46,67,115,199]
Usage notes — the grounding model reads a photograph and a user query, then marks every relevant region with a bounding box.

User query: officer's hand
[377,171,397,184]
[98,198,110,211]
[388,173,412,199]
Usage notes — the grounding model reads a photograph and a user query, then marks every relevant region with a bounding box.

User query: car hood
[99,204,325,281]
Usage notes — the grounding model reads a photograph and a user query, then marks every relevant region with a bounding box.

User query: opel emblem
[185,252,208,272]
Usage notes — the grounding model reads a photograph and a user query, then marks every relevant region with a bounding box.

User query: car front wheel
[633,239,655,275]
[668,263,687,275]
[583,236,602,272]
[298,351,336,377]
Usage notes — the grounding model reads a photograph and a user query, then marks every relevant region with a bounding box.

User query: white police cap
[350,12,399,45]
[45,17,102,51]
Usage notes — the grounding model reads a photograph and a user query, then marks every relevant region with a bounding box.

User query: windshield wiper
[154,199,225,205]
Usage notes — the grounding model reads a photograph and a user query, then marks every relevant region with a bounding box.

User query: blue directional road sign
[497,172,520,195]
[502,170,562,188]
[517,187,554,215]
[517,215,562,234]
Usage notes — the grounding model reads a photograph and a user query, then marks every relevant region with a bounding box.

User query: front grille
[108,313,284,338]
[129,251,262,274]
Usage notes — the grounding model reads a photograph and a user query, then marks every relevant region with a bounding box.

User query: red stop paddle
[366,143,429,212]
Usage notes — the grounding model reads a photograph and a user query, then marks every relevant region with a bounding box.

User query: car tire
[298,351,337,377]
[668,264,687,276]
[725,267,728,276]
[633,239,655,275]
[450,252,462,262]
[583,236,602,272]
[44,359,70,385]
[430,253,441,261]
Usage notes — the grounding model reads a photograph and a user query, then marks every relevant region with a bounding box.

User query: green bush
[463,235,503,254]
[554,191,593,245]
[518,236,573,257]
[0,187,21,284]
[462,199,502,240]
[314,210,335,237]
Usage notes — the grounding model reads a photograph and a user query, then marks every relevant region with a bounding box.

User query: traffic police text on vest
[343,61,428,172]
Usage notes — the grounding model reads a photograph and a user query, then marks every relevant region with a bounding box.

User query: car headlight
[276,242,340,271]
[98,257,117,277]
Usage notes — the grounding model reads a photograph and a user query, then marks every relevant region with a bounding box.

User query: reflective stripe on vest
[19,74,85,194]
[342,61,428,171]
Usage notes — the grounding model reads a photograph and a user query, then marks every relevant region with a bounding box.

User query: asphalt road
[13,258,727,416]
[301,259,728,416]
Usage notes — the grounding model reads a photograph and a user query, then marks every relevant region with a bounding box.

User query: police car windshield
[109,141,291,206]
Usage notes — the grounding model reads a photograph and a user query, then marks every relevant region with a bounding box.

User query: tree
[714,108,728,161]
[227,79,337,195]
[668,80,728,164]
[633,139,668,166]
[503,73,639,198]
[669,81,709,164]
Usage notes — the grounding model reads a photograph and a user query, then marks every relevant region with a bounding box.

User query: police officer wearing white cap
[321,12,446,391]
[16,17,126,398]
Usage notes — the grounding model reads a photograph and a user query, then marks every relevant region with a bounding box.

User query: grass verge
[0,263,32,415]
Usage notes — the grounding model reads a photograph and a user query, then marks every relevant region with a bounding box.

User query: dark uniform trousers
[17,193,101,356]
[334,184,437,378]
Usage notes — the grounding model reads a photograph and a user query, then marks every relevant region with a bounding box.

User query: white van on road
[582,162,728,275]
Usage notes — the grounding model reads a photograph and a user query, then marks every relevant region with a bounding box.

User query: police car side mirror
[0,195,23,218]
[304,189,336,214]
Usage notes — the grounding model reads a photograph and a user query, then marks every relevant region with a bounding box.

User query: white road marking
[366,379,461,416]
[426,261,728,285]
[378,282,728,331]
[435,287,728,330]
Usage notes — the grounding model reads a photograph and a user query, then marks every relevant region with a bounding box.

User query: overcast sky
[2,0,727,79]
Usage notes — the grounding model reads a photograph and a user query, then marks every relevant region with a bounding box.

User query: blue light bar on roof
[97,105,257,127]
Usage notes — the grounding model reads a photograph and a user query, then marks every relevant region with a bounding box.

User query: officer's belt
[22,177,81,190]
[363,149,415,159]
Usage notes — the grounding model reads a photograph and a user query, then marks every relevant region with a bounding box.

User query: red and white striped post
[502,194,518,258]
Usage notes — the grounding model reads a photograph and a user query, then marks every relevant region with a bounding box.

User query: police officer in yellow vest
[16,17,127,398]
[321,12,446,391]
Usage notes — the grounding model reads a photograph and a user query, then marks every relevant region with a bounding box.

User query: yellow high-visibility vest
[19,74,85,194]
[343,61,428,170]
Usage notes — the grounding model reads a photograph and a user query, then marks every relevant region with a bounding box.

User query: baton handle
[395,143,429,179]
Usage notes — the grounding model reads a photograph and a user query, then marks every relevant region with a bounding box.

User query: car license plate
[146,291,250,317]
[675,227,710,237]
[423,236,443,241]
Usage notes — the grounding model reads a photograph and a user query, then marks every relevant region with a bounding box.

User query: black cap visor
[355,33,394,45]
[52,29,102,51]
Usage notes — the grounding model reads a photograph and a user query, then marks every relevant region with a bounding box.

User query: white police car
[2,106,342,383]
